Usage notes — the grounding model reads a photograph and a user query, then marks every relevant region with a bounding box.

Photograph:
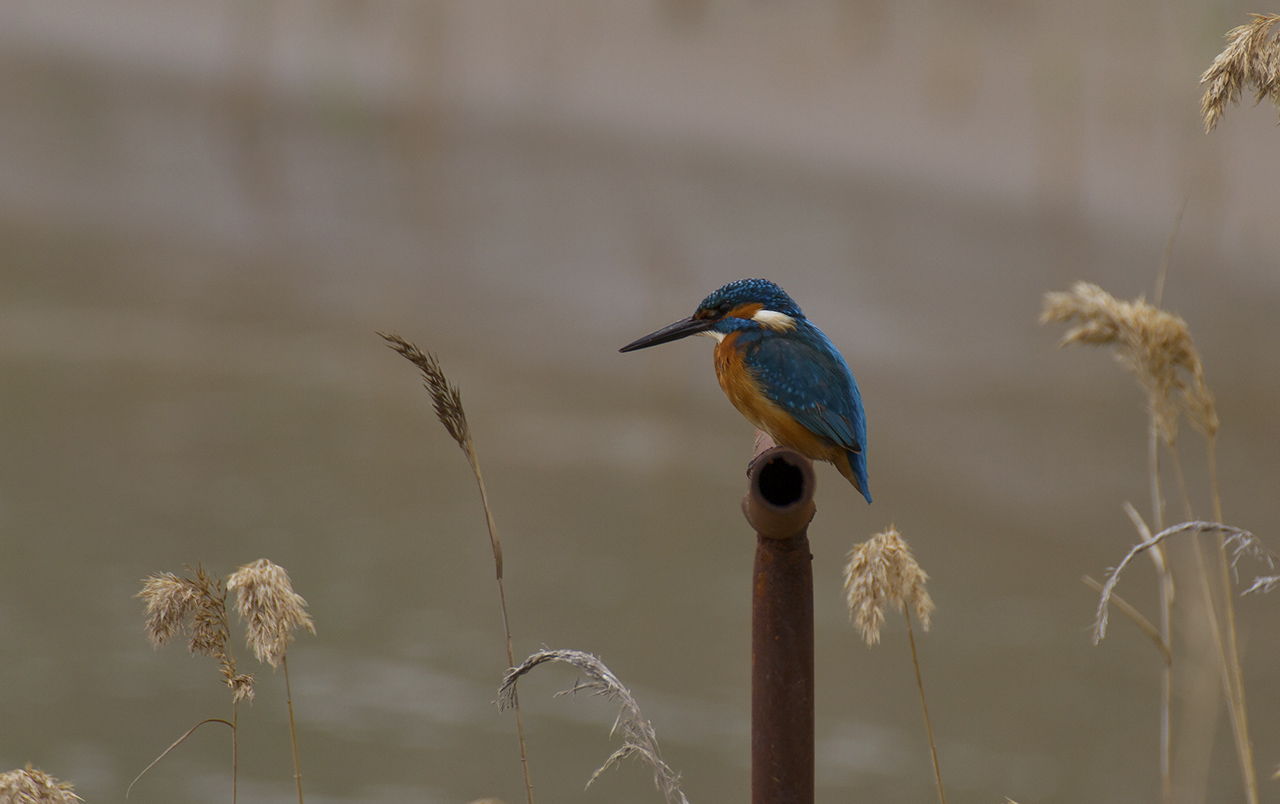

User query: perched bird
[621,278,870,503]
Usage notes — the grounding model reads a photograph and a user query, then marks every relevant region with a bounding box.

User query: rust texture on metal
[744,433,816,804]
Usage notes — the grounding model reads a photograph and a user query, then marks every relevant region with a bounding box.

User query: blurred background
[1,2,1279,802]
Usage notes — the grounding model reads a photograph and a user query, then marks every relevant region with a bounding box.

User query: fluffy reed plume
[843,526,933,646]
[380,333,532,804]
[228,559,315,804]
[1040,282,1217,446]
[843,527,943,804]
[0,766,80,804]
[499,649,690,804]
[138,567,254,702]
[1200,13,1280,131]
[136,567,250,803]
[228,559,315,669]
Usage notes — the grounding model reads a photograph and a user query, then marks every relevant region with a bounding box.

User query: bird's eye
[717,302,732,316]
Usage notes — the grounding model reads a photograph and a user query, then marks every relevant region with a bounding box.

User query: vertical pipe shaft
[743,433,816,804]
[751,531,815,804]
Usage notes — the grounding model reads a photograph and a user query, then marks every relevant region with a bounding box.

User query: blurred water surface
[2,6,1280,804]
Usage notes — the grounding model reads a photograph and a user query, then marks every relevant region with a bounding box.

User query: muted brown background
[0,3,1278,803]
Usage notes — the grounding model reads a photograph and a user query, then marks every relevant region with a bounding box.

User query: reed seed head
[1200,13,1280,132]
[1041,282,1218,444]
[227,559,315,669]
[137,566,255,703]
[380,332,472,453]
[844,526,934,646]
[138,572,200,649]
[0,766,80,804]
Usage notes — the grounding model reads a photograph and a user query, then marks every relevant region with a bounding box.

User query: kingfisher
[620,278,870,503]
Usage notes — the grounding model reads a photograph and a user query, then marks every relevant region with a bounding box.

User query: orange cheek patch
[726,302,764,320]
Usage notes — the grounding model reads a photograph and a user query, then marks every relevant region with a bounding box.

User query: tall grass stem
[380,333,534,804]
[284,655,303,804]
[907,617,945,804]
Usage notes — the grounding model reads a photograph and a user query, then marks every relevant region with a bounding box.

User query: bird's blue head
[620,279,804,352]
[694,278,803,322]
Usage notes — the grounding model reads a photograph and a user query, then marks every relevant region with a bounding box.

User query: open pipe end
[742,432,817,539]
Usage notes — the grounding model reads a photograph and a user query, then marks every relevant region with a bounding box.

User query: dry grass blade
[1093,521,1260,641]
[843,526,934,645]
[0,765,81,804]
[1041,282,1217,446]
[499,649,690,804]
[227,559,315,669]
[1200,13,1280,131]
[126,718,234,798]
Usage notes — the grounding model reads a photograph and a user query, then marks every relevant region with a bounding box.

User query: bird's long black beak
[619,316,715,352]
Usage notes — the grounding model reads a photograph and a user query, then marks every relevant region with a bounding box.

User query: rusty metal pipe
[742,432,816,804]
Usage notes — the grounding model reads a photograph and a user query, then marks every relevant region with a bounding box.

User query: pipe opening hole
[758,457,805,506]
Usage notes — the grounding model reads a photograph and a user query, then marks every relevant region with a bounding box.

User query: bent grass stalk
[380,332,534,804]
[127,719,234,798]
[1091,520,1267,642]
[843,526,943,804]
[499,649,690,804]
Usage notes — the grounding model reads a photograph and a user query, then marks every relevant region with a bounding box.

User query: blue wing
[743,324,866,455]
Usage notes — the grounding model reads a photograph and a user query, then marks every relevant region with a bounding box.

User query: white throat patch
[752,309,797,331]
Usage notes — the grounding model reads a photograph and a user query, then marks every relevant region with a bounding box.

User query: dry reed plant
[380,332,533,804]
[499,649,690,804]
[0,766,81,804]
[1042,282,1256,804]
[843,527,943,804]
[228,559,315,804]
[1200,13,1280,132]
[135,566,251,801]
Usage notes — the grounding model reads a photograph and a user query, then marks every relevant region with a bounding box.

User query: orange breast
[713,334,847,466]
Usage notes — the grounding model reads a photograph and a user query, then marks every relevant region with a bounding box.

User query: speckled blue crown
[697,278,803,318]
